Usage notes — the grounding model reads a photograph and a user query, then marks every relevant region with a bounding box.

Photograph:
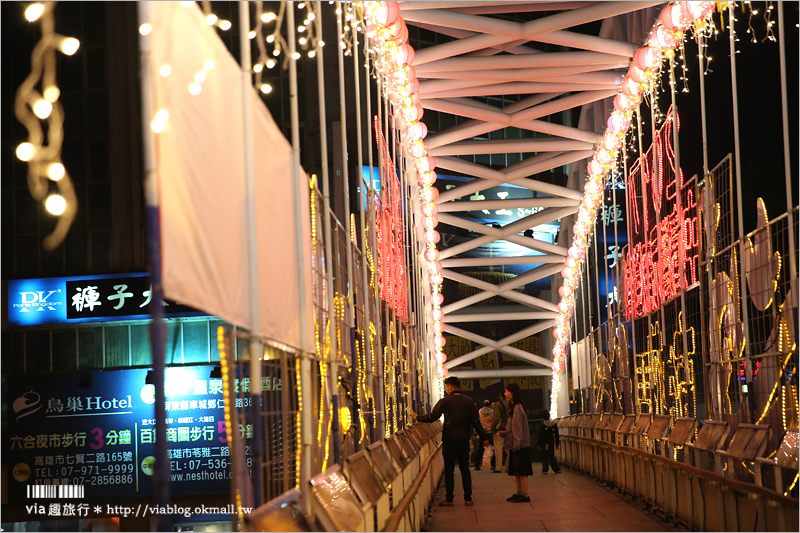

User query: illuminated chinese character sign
[3,367,269,502]
[597,176,628,324]
[7,273,204,326]
[624,108,699,320]
[374,116,408,320]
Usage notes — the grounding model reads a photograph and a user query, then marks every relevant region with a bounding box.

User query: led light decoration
[363,1,446,379]
[549,1,717,417]
[15,0,79,250]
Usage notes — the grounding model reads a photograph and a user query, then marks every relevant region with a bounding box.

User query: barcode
[27,484,84,499]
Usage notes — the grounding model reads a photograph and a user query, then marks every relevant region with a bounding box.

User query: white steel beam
[448,369,552,378]
[444,311,556,323]
[441,256,565,267]
[429,138,594,156]
[437,197,580,212]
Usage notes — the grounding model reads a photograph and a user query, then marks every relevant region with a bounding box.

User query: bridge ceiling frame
[399,1,661,376]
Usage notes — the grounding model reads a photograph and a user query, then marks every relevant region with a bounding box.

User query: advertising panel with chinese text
[7,273,204,327]
[3,366,269,502]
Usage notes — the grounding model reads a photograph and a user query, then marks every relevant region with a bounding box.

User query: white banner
[144,2,312,351]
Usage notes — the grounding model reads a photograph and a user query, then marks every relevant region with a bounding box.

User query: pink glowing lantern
[430,291,444,306]
[407,121,428,141]
[418,155,436,173]
[628,65,646,84]
[621,76,641,97]
[607,112,630,134]
[426,261,442,276]
[565,257,577,269]
[567,246,580,259]
[435,335,446,349]
[422,215,438,229]
[440,366,449,378]
[436,352,447,364]
[596,148,615,166]
[661,3,687,30]
[418,170,437,186]
[557,300,569,313]
[561,266,574,279]
[373,1,400,27]
[602,132,622,152]
[409,139,426,159]
[421,186,438,203]
[430,272,443,285]
[422,201,437,218]
[679,1,715,22]
[433,321,445,334]
[402,103,423,123]
[613,92,634,112]
[588,160,605,176]
[431,308,444,322]
[423,247,439,262]
[634,46,661,71]
[397,42,415,66]
[652,25,680,49]
[424,229,440,244]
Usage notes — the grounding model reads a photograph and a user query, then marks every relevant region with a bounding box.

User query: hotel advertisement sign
[4,367,263,502]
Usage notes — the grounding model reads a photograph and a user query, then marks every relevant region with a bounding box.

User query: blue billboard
[3,366,271,502]
[7,273,204,326]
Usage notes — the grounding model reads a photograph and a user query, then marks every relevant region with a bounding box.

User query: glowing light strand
[549,1,717,417]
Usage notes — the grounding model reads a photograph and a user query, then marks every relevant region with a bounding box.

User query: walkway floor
[423,465,687,532]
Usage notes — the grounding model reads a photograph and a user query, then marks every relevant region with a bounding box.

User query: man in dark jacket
[412,376,489,506]
[537,409,561,473]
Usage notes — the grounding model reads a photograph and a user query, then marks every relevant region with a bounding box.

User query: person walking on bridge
[412,376,490,507]
[499,383,533,503]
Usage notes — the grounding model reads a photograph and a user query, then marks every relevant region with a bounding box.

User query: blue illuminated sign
[7,273,203,326]
[4,366,270,502]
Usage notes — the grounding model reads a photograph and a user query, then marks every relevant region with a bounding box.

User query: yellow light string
[785,473,799,497]
[295,355,302,488]
[217,326,243,522]
[15,1,79,249]
[756,351,794,424]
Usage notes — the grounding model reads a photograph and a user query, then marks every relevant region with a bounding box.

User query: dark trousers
[541,448,561,473]
[470,437,483,467]
[442,440,472,501]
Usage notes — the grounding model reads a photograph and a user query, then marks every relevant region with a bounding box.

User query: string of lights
[14,1,80,250]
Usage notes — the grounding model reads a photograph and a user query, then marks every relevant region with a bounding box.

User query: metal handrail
[385,441,443,532]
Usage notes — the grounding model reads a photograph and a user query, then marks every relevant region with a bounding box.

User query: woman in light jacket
[501,382,532,502]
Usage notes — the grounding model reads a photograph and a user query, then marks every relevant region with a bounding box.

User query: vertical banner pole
[728,3,753,421]
[238,1,263,508]
[777,2,798,306]
[286,4,313,507]
[137,4,171,530]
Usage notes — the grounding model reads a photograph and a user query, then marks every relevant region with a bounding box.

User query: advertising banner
[3,367,268,502]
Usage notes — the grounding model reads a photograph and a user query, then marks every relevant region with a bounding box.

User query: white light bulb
[308,50,316,58]
[203,59,214,70]
[253,64,263,73]
[43,86,60,102]
[273,49,280,57]
[33,99,52,119]
[298,2,305,9]
[139,23,152,36]
[46,195,67,216]
[48,162,65,181]
[292,52,301,60]
[266,59,276,69]
[205,14,218,25]
[25,3,45,22]
[266,34,275,43]
[194,70,206,83]
[308,13,316,21]
[151,110,169,133]
[16,142,35,161]
[260,84,272,94]
[248,30,256,39]
[189,83,202,95]
[60,37,80,55]
[219,20,231,31]
[181,1,195,7]
[298,37,307,45]
[319,40,325,47]
[304,19,310,25]
[159,64,172,77]
[261,12,276,22]
[298,26,305,32]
